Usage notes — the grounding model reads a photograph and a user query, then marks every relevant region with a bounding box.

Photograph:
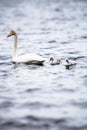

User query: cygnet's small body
[50,57,61,65]
[64,59,76,69]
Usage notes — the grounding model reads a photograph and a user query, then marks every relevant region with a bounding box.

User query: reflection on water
[0,0,87,130]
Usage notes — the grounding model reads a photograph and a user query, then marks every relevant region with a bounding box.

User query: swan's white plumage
[13,53,45,64]
[7,30,45,64]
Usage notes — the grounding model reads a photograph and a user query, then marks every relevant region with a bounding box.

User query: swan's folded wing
[13,53,45,64]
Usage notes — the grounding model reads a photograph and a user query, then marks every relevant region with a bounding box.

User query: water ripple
[0,0,87,130]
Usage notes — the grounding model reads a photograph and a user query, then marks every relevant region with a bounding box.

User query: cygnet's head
[58,59,62,63]
[66,59,69,63]
[7,30,16,37]
[50,57,54,62]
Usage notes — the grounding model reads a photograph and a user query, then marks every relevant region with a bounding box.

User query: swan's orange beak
[7,32,12,37]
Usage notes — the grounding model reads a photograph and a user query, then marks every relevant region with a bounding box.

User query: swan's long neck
[13,34,17,57]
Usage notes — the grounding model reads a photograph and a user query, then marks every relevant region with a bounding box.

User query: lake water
[0,0,87,130]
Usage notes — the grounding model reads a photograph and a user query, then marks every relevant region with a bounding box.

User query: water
[0,0,87,130]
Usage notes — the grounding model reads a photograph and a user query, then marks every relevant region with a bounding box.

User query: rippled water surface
[0,0,87,130]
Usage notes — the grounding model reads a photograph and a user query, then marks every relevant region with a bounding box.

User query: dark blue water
[0,0,87,130]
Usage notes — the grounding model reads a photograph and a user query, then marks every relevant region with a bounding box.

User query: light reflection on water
[0,0,87,130]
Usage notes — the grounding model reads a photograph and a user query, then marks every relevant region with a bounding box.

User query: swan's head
[7,30,16,37]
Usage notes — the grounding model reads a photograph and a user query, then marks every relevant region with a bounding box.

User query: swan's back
[13,53,45,64]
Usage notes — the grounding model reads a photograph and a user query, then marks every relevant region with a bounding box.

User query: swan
[7,30,45,65]
[64,59,76,69]
[49,57,61,65]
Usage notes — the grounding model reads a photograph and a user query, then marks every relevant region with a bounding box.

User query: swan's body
[49,57,61,65]
[7,30,45,65]
[64,59,76,69]
[13,53,45,64]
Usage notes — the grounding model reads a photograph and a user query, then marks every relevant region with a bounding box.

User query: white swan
[7,30,45,65]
